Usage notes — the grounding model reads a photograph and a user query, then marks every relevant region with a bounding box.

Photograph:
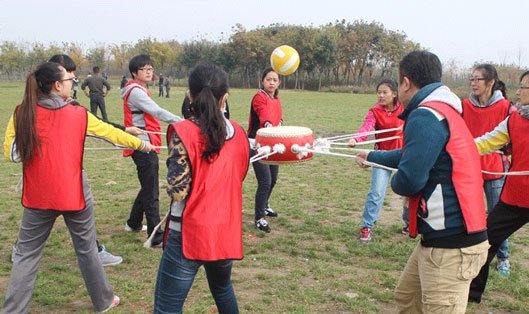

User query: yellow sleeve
[86,112,145,150]
[3,114,17,161]
[474,118,510,155]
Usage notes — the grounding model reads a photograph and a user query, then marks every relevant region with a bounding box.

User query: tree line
[0,20,421,90]
[0,19,525,92]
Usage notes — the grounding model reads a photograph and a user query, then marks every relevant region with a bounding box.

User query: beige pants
[394,240,489,314]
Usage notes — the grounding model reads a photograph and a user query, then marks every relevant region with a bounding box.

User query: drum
[254,126,314,164]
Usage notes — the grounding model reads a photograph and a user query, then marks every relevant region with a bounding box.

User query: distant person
[247,67,283,233]
[348,78,408,243]
[72,76,79,99]
[462,63,513,276]
[153,63,249,314]
[164,76,171,98]
[1,61,153,313]
[120,75,128,89]
[158,74,164,97]
[356,50,488,313]
[121,54,182,247]
[81,66,111,120]
[469,70,529,304]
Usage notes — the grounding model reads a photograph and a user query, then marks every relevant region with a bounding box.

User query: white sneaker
[10,245,17,263]
[124,222,147,232]
[100,295,120,313]
[98,245,123,267]
[255,218,271,233]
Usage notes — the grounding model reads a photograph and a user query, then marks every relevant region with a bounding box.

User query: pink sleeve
[353,109,376,142]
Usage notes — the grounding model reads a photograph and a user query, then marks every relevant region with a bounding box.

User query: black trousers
[469,200,529,302]
[90,94,108,121]
[251,150,279,221]
[128,151,161,236]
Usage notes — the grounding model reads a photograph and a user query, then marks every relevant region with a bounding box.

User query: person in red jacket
[247,67,283,233]
[462,63,513,276]
[154,63,249,314]
[469,70,529,304]
[348,79,407,243]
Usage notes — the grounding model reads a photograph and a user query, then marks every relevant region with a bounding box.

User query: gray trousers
[2,171,114,313]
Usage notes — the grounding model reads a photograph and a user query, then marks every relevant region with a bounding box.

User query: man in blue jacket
[356,50,489,313]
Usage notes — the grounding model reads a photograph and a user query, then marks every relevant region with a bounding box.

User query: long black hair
[188,63,229,161]
[15,61,64,163]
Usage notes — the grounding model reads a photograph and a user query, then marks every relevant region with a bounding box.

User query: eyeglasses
[138,67,154,72]
[60,77,77,82]
[469,77,486,83]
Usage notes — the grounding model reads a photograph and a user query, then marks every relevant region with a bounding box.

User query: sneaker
[255,218,271,233]
[401,225,409,236]
[100,295,120,313]
[10,245,17,263]
[150,232,164,247]
[98,245,123,267]
[497,258,510,277]
[265,207,278,217]
[359,227,372,243]
[124,222,147,232]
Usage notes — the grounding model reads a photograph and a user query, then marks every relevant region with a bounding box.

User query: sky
[1,0,528,69]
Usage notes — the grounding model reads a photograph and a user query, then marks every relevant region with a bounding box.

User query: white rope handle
[85,145,168,151]
[143,210,170,248]
[144,130,167,135]
[330,136,401,146]
[482,170,529,176]
[324,127,402,142]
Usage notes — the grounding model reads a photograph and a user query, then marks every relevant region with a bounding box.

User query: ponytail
[14,61,64,163]
[188,64,229,161]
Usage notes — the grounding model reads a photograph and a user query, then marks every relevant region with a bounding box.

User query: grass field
[0,80,528,313]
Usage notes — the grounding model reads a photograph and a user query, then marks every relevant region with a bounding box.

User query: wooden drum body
[254,126,314,164]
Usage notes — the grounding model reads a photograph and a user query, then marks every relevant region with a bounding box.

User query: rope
[330,136,401,146]
[324,127,402,142]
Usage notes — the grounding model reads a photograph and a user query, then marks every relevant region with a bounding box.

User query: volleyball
[270,45,300,76]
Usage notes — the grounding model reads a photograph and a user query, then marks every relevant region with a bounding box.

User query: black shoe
[468,293,482,304]
[255,218,271,233]
[265,207,278,217]
[150,232,164,247]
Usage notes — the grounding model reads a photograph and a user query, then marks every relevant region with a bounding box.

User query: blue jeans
[154,230,239,314]
[484,177,508,259]
[362,167,408,228]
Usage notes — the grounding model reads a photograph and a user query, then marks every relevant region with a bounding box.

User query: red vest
[462,98,510,180]
[22,104,87,211]
[122,81,161,156]
[408,102,487,238]
[371,103,404,150]
[168,120,250,261]
[502,112,529,207]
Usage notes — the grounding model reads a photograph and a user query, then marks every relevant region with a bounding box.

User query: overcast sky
[1,0,528,69]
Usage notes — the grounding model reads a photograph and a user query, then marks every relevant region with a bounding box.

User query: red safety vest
[168,120,250,261]
[462,98,510,180]
[371,103,404,150]
[22,104,87,210]
[122,81,161,156]
[501,112,529,207]
[408,101,487,238]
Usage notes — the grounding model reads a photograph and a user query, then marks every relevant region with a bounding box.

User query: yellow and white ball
[270,45,300,76]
